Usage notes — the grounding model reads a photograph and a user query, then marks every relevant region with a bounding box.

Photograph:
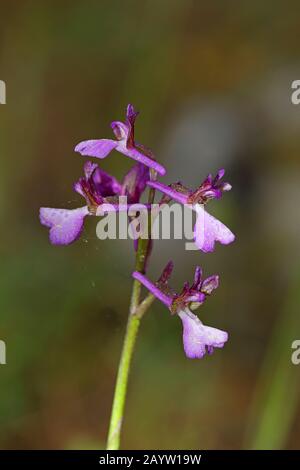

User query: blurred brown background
[0,0,300,449]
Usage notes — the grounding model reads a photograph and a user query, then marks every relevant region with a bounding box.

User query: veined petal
[121,163,149,203]
[92,167,121,197]
[75,139,117,158]
[193,204,235,253]
[39,206,89,245]
[178,309,228,359]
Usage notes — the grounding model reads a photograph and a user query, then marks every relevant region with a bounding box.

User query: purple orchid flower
[39,161,149,246]
[147,169,235,253]
[132,263,228,359]
[75,104,166,176]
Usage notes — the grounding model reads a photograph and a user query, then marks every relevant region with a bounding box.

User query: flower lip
[178,308,228,359]
[193,203,235,253]
[39,206,89,246]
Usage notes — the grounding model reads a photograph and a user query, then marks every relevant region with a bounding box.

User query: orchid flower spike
[75,104,166,176]
[39,161,149,246]
[147,169,235,253]
[133,264,228,359]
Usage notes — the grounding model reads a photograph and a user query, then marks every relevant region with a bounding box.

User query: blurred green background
[0,0,300,449]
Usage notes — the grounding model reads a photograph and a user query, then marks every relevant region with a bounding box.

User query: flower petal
[121,163,149,203]
[73,178,86,199]
[201,275,219,295]
[192,266,203,289]
[126,104,139,124]
[92,167,121,197]
[117,144,166,176]
[125,104,139,147]
[39,206,89,245]
[214,168,225,182]
[178,309,228,359]
[193,204,235,253]
[83,161,98,179]
[111,121,128,141]
[75,139,117,158]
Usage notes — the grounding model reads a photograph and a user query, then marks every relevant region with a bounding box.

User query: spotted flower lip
[193,203,235,253]
[75,104,166,176]
[39,206,89,246]
[147,169,235,253]
[178,309,228,359]
[39,161,149,246]
[132,265,228,359]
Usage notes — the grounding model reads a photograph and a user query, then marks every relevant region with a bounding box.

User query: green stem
[106,307,141,450]
[106,186,156,450]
